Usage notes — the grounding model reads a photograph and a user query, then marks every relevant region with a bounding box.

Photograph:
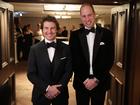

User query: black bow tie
[84,27,95,35]
[46,42,56,48]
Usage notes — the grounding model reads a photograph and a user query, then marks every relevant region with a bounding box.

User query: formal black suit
[61,30,68,37]
[27,40,72,105]
[16,27,23,61]
[69,25,114,105]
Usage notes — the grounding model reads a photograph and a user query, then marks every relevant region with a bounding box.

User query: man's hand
[44,84,62,99]
[83,78,99,90]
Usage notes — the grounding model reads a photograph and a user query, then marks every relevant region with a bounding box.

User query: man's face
[80,5,96,28]
[42,21,57,41]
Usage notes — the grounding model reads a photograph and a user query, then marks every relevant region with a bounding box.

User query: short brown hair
[41,15,60,30]
[80,3,95,14]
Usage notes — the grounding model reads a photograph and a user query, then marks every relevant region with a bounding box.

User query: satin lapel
[79,29,89,63]
[52,41,62,76]
[42,40,51,65]
[93,26,103,63]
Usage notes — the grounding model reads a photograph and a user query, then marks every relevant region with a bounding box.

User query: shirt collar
[85,24,96,30]
[45,38,56,44]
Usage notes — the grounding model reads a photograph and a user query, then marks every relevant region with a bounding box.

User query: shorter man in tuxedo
[27,15,72,105]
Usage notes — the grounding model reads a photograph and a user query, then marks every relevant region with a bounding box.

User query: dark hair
[41,15,60,30]
[80,3,95,14]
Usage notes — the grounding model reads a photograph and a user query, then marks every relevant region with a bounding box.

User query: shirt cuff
[93,77,99,84]
[46,85,50,92]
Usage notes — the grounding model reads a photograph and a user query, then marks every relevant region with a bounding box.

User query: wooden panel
[0,62,16,105]
[0,9,15,68]
[116,11,126,68]
[115,78,123,105]
[112,9,128,69]
[0,3,15,105]
[110,75,117,105]
[107,4,129,105]
[129,8,140,105]
[107,73,124,105]
[0,10,2,70]
[111,12,118,65]
[8,10,14,63]
[1,9,9,68]
[0,7,6,70]
[0,82,11,105]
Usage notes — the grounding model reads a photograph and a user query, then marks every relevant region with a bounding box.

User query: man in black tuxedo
[27,15,72,105]
[69,3,114,105]
[61,26,68,37]
[16,24,23,61]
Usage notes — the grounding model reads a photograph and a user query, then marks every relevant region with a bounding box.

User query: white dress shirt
[45,38,56,62]
[85,27,95,75]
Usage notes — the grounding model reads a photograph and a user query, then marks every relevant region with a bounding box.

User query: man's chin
[86,25,93,28]
[46,37,56,41]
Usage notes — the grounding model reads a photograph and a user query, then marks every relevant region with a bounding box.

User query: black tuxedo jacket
[27,40,72,104]
[69,25,114,91]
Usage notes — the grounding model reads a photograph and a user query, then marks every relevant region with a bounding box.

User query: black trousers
[75,88,106,105]
[33,92,68,105]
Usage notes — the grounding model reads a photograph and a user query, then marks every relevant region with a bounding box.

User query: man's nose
[48,28,52,33]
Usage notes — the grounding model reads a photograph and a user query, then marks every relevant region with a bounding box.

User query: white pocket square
[100,42,105,45]
[60,57,66,60]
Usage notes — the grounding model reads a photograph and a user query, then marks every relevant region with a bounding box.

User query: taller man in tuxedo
[69,3,114,105]
[27,15,72,105]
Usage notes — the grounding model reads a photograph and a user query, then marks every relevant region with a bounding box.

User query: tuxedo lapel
[93,26,103,63]
[41,40,52,65]
[51,41,62,76]
[79,28,90,63]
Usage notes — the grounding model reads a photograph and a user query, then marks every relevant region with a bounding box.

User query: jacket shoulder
[31,40,45,50]
[70,28,84,37]
[57,40,69,47]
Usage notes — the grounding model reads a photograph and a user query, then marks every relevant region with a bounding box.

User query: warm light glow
[55,12,67,15]
[44,4,79,19]
[19,12,22,16]
[44,4,81,11]
[113,1,119,4]
[44,4,64,11]
[61,15,71,19]
[65,4,81,11]
[54,15,61,18]
[54,15,71,19]
[14,12,23,17]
